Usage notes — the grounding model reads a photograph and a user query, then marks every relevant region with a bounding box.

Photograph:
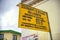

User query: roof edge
[0,30,21,36]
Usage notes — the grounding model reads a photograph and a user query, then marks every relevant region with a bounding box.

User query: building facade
[0,30,21,40]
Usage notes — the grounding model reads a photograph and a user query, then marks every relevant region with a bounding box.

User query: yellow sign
[18,3,50,32]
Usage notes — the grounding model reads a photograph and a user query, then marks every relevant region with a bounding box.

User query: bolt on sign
[18,3,50,32]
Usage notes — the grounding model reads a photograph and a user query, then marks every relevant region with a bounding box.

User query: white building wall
[34,0,60,40]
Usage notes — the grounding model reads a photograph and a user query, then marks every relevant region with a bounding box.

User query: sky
[0,0,21,32]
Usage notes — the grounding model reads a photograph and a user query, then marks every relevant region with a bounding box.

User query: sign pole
[49,29,53,40]
[47,13,53,40]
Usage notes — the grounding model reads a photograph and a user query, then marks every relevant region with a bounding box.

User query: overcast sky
[0,0,21,32]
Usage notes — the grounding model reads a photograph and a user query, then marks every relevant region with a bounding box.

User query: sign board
[18,3,50,32]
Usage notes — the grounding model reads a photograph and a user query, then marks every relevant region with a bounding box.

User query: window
[13,35,17,40]
[0,34,4,40]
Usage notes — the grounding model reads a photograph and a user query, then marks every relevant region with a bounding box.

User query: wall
[17,35,21,40]
[34,0,60,40]
[4,33,13,40]
[4,32,21,40]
